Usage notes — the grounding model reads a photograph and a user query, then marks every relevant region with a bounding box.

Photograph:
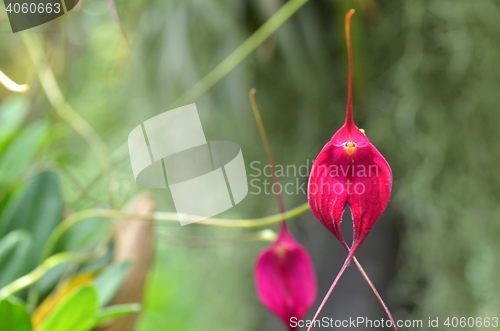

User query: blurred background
[1,0,500,330]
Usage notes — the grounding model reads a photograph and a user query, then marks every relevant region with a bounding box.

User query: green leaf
[37,285,98,331]
[0,230,32,289]
[0,172,63,270]
[0,122,47,185]
[0,96,29,147]
[94,260,132,307]
[0,298,32,331]
[95,303,141,326]
[55,217,112,253]
[41,217,112,297]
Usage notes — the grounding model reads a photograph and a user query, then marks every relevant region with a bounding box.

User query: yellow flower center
[343,142,357,156]
[275,244,288,259]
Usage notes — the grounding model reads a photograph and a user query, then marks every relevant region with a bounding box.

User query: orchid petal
[255,226,317,329]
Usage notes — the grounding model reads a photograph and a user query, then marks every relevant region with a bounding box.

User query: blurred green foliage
[0,0,500,330]
[373,0,500,323]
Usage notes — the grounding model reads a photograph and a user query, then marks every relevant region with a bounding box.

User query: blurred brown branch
[97,193,155,331]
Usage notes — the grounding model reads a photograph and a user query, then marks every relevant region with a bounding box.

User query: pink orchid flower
[308,8,392,269]
[255,223,317,330]
[306,9,393,330]
[250,89,317,331]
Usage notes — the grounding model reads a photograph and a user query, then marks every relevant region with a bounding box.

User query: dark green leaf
[0,122,47,185]
[0,230,32,288]
[0,172,63,271]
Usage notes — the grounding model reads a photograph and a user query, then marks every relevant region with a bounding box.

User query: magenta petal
[308,123,392,253]
[255,227,317,328]
[307,7,392,255]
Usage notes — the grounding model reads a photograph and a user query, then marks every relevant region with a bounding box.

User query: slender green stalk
[41,203,311,260]
[171,0,310,107]
[0,253,79,301]
[249,89,286,215]
[21,33,116,207]
[157,229,277,246]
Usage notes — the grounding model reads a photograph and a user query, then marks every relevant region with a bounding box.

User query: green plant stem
[170,0,310,107]
[0,253,79,301]
[249,89,286,215]
[21,33,116,207]
[157,228,277,246]
[41,202,311,260]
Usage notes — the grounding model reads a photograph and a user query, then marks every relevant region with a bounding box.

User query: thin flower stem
[352,257,398,331]
[308,246,398,331]
[345,9,355,131]
[20,33,116,208]
[249,89,286,215]
[170,0,310,108]
[307,252,354,331]
[41,202,311,261]
[339,235,398,329]
[0,253,79,301]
